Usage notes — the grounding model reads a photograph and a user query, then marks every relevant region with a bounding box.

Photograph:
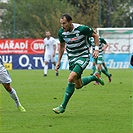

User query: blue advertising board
[0,53,132,70]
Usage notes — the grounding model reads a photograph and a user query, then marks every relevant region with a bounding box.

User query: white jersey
[0,57,12,84]
[0,57,3,68]
[44,37,56,55]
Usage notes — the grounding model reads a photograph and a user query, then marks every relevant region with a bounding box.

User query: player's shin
[101,68,110,77]
[9,88,21,106]
[61,82,75,109]
[92,66,96,74]
[44,64,48,75]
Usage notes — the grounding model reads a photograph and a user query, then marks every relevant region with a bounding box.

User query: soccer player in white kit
[43,31,58,76]
[0,58,26,112]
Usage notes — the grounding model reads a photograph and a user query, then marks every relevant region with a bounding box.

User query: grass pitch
[0,69,132,133]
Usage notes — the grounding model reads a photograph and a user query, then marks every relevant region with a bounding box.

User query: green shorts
[69,57,89,79]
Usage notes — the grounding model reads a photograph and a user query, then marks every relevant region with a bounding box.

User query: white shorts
[44,54,56,63]
[0,66,12,84]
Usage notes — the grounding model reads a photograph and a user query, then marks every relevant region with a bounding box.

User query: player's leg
[53,59,85,114]
[102,55,108,72]
[51,56,58,76]
[91,59,96,74]
[53,71,76,114]
[52,62,59,76]
[101,62,112,82]
[44,62,48,76]
[52,62,56,69]
[44,54,50,76]
[53,58,104,114]
[96,56,103,74]
[59,60,104,109]
[93,57,102,85]
[2,83,26,112]
[102,62,108,72]
[1,69,26,112]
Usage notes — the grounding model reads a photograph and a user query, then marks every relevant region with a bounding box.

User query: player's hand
[55,61,60,71]
[52,53,55,57]
[93,50,99,58]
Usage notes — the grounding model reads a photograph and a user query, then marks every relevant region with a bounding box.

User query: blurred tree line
[0,0,133,38]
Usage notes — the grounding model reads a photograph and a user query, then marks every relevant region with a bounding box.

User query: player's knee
[93,62,96,65]
[68,73,77,82]
[45,62,48,65]
[97,65,101,69]
[68,76,74,82]
[2,83,12,92]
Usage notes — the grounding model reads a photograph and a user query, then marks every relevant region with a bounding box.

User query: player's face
[60,17,73,32]
[45,31,51,38]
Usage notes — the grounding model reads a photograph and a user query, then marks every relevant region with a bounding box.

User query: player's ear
[69,20,72,24]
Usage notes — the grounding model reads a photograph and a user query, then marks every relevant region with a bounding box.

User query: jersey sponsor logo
[70,37,78,41]
[31,39,44,54]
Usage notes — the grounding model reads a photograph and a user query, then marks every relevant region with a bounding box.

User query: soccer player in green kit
[53,14,104,114]
[89,36,112,85]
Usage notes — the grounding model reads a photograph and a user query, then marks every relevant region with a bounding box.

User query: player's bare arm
[44,46,46,55]
[53,45,56,57]
[55,42,65,71]
[102,43,109,52]
[92,32,99,58]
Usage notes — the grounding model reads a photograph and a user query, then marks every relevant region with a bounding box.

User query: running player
[0,58,26,112]
[89,36,112,85]
[53,14,104,114]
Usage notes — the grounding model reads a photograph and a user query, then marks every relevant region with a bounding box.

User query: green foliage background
[1,0,133,38]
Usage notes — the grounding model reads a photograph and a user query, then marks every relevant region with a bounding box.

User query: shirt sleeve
[58,29,65,43]
[100,38,107,44]
[52,38,57,46]
[44,39,46,47]
[81,25,94,37]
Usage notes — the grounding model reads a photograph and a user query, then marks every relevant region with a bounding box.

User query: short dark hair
[61,14,72,22]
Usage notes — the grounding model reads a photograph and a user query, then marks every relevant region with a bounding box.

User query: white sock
[44,64,48,74]
[52,64,55,70]
[9,88,21,107]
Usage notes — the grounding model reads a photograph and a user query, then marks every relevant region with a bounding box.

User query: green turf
[0,69,132,133]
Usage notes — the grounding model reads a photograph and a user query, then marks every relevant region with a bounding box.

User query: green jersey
[58,23,93,63]
[89,37,107,57]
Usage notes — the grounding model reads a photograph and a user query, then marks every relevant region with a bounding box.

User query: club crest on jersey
[76,33,79,37]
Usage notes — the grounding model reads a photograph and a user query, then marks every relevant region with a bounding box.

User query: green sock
[104,66,108,72]
[101,68,110,77]
[62,82,75,109]
[92,66,96,74]
[82,75,96,86]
